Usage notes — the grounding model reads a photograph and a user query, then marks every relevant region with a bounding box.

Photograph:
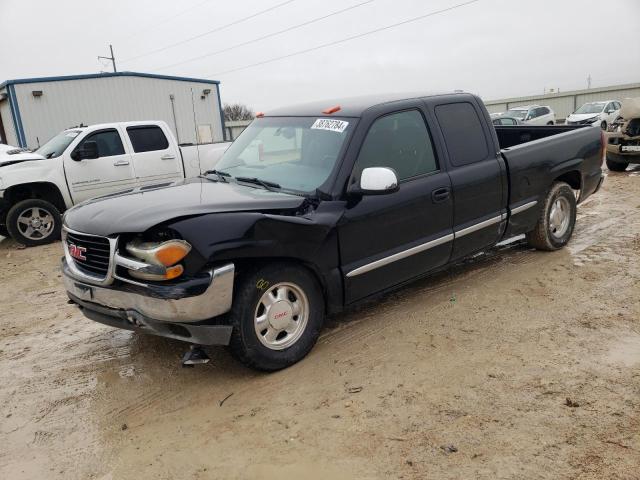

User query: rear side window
[355,110,438,181]
[127,126,169,153]
[435,102,489,166]
[539,107,550,115]
[74,129,125,158]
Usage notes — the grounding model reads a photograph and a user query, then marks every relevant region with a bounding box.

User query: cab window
[127,126,169,153]
[73,129,125,158]
[354,110,438,181]
[435,102,489,166]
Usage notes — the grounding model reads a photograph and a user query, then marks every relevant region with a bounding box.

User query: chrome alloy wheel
[254,282,309,350]
[549,196,571,239]
[16,207,55,240]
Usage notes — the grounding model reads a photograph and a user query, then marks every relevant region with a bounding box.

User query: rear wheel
[606,158,628,172]
[6,199,62,247]
[526,182,576,251]
[228,262,325,371]
[546,121,554,125]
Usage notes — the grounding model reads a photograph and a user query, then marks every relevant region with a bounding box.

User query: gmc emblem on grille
[69,244,87,261]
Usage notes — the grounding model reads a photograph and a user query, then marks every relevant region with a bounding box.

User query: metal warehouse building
[483,82,640,120]
[0,71,225,149]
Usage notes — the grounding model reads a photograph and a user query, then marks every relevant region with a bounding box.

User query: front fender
[0,159,72,209]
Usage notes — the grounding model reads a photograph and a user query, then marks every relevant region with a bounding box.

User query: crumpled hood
[63,177,307,236]
[0,151,46,167]
[620,97,640,120]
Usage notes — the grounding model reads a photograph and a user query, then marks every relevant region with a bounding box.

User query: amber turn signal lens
[155,243,190,267]
[164,264,184,280]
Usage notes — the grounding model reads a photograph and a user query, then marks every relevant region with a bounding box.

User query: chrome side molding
[346,234,454,278]
[510,200,538,215]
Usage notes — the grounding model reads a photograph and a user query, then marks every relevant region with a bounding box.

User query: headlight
[125,239,191,281]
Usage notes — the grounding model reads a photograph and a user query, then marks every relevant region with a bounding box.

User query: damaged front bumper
[63,260,235,345]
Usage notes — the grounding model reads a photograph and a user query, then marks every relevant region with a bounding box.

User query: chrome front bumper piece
[63,262,235,323]
[63,261,235,345]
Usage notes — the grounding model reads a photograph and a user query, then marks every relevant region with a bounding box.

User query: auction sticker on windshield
[311,119,349,133]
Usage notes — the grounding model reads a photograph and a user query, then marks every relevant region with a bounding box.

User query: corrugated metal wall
[484,83,640,120]
[11,76,223,149]
[0,99,18,146]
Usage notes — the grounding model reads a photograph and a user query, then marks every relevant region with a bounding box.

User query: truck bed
[494,124,586,149]
[497,125,603,238]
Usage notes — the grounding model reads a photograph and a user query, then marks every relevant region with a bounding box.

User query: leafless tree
[224,103,254,121]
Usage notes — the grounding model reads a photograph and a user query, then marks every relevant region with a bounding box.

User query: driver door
[63,128,136,204]
[338,108,454,303]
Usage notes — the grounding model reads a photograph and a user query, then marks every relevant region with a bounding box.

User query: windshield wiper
[235,176,281,191]
[202,169,231,182]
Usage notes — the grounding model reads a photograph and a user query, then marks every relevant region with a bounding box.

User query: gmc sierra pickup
[61,92,605,371]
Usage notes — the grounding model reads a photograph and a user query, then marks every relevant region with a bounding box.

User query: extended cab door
[339,108,454,303]
[124,124,183,187]
[432,100,506,261]
[63,128,137,204]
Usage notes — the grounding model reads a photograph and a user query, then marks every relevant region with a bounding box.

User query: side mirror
[349,167,399,195]
[72,141,99,161]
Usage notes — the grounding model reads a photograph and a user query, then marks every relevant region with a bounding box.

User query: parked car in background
[492,116,522,126]
[566,100,621,129]
[605,97,640,171]
[504,105,555,125]
[61,92,604,371]
[0,121,230,245]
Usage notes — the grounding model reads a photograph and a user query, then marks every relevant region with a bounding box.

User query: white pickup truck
[0,121,230,245]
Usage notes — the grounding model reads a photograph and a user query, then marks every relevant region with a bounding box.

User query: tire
[227,262,325,371]
[526,182,576,251]
[600,121,607,130]
[546,121,554,125]
[6,199,62,247]
[606,158,628,172]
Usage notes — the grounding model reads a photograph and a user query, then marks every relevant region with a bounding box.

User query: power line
[205,0,481,78]
[120,0,298,65]
[118,0,214,42]
[151,0,376,72]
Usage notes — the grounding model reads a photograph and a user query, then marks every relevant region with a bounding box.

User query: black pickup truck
[61,92,604,370]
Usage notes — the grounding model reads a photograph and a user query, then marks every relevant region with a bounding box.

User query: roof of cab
[264,91,469,117]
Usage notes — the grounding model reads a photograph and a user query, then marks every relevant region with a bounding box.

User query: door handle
[431,187,450,203]
[161,154,176,160]
[113,160,130,166]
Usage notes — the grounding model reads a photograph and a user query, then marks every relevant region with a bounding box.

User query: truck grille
[65,231,112,278]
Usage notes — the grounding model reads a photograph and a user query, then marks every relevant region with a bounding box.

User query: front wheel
[600,121,607,130]
[6,199,62,247]
[228,263,325,371]
[526,182,576,251]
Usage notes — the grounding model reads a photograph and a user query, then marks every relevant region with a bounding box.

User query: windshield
[574,102,605,114]
[505,109,528,120]
[35,130,81,158]
[215,116,353,193]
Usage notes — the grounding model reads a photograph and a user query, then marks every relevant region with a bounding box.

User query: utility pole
[98,44,117,72]
[587,74,592,89]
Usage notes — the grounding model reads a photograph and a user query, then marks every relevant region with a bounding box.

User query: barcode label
[311,119,349,133]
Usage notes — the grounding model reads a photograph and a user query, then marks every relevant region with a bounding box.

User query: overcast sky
[1,0,639,111]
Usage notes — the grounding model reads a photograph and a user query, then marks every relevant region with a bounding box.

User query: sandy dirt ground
[1,168,639,480]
